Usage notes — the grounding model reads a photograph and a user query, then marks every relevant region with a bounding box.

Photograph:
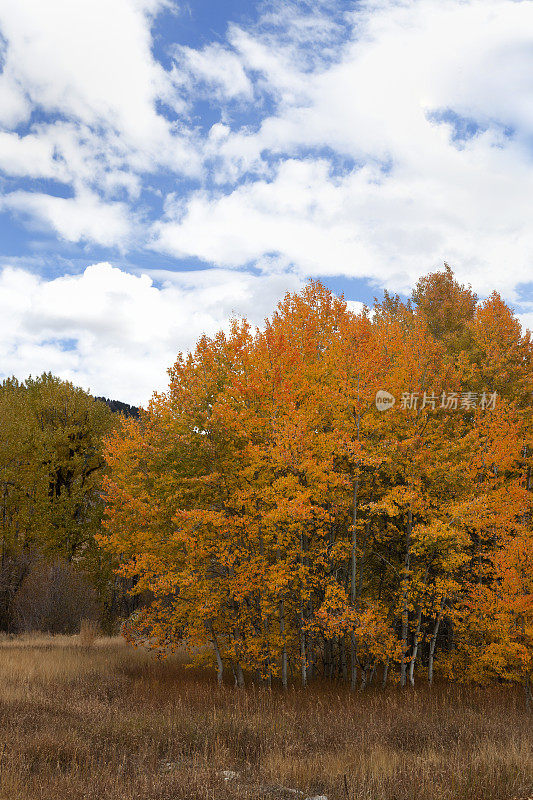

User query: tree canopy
[0,373,117,630]
[100,269,533,695]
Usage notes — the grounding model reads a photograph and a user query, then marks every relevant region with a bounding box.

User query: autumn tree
[0,374,116,630]
[101,271,533,692]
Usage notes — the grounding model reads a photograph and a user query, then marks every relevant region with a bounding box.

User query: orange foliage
[100,270,533,694]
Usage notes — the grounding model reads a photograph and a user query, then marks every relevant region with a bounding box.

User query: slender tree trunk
[326,638,334,680]
[350,633,358,691]
[408,608,422,687]
[350,476,359,690]
[230,623,246,688]
[350,390,361,691]
[299,532,308,689]
[357,521,369,604]
[360,662,373,691]
[205,621,223,686]
[299,611,307,688]
[214,649,224,687]
[428,598,445,686]
[400,508,413,688]
[360,666,367,691]
[382,658,390,689]
[261,615,272,689]
[257,533,272,688]
[235,662,245,688]
[307,637,315,681]
[279,599,288,691]
[341,634,348,682]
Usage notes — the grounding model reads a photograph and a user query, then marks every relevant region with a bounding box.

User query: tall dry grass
[0,634,530,800]
[78,619,100,648]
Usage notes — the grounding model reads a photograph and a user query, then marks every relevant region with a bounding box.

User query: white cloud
[1,0,533,401]
[2,191,133,248]
[0,131,67,180]
[0,0,199,207]
[0,263,302,404]
[0,0,168,141]
[153,159,373,268]
[153,147,533,299]
[152,0,533,298]
[346,300,370,317]
[0,73,31,128]
[172,42,254,100]
[2,0,533,297]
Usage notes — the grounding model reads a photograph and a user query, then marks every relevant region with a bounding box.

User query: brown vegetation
[13,561,99,635]
[0,635,530,800]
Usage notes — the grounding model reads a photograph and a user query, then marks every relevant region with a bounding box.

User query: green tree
[0,374,116,630]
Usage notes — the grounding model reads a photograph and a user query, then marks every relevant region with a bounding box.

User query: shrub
[12,559,98,634]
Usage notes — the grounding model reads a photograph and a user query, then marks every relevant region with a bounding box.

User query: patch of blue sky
[13,106,69,137]
[151,0,259,64]
[426,108,516,148]
[41,337,78,352]
[5,233,132,281]
[0,211,93,277]
[222,144,392,186]
[178,88,279,138]
[0,30,6,68]
[179,97,224,133]
[320,275,384,307]
[31,253,118,281]
[426,108,484,143]
[245,146,359,178]
[514,281,533,306]
[1,175,74,199]
[253,1,354,67]
[123,251,216,283]
[0,210,37,256]
[151,0,351,66]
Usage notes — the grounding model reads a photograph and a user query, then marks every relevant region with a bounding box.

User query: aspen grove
[101,269,533,695]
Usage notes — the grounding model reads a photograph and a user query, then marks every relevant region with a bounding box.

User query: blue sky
[0,0,532,403]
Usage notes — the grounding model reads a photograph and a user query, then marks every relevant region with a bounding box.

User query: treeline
[101,268,533,695]
[0,374,136,633]
[95,397,140,419]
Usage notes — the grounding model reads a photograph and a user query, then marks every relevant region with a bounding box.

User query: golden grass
[0,635,530,800]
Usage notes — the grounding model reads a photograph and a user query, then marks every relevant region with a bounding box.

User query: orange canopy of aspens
[99,270,533,696]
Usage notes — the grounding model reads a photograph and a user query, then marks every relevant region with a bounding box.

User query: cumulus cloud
[2,190,134,247]
[172,42,254,101]
[153,147,533,299]
[0,131,67,180]
[0,0,170,140]
[1,0,533,297]
[0,0,199,220]
[1,0,533,399]
[154,0,533,298]
[0,263,302,404]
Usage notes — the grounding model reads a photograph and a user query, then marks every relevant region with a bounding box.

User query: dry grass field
[0,634,531,800]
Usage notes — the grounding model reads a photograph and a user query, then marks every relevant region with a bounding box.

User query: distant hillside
[95,397,140,419]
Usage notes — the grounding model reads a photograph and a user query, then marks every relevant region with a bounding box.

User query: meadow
[0,635,530,800]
